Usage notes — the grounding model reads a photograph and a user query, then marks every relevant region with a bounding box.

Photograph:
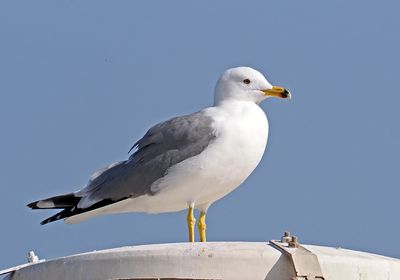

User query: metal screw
[281,231,292,243]
[27,251,39,263]
[288,235,299,248]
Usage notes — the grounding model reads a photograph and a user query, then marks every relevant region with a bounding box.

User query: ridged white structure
[2,240,400,280]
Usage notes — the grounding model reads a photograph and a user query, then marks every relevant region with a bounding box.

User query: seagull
[27,66,291,242]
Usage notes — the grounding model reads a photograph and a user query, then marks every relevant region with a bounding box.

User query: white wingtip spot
[37,200,55,208]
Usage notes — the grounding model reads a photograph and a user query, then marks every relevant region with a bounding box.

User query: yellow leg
[198,211,207,242]
[187,206,196,242]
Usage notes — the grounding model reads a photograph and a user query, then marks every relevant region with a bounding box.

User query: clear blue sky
[1,0,399,269]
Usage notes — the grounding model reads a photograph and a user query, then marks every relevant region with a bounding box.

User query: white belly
[66,101,268,223]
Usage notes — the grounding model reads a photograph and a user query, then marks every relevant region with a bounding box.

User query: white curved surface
[4,242,400,280]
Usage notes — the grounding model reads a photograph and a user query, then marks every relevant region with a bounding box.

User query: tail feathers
[40,209,72,225]
[27,193,80,209]
[36,197,129,225]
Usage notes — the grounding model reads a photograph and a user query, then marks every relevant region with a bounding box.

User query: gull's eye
[243,79,251,85]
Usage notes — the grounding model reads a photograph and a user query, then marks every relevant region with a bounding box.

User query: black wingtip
[40,219,51,225]
[27,201,39,209]
[39,211,66,225]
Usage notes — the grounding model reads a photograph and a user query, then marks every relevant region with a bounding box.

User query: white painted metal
[26,251,39,264]
[2,242,400,280]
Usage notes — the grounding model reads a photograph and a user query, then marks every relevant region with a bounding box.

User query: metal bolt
[281,231,292,243]
[27,251,39,263]
[288,235,299,248]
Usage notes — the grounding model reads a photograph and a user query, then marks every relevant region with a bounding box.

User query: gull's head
[214,66,291,105]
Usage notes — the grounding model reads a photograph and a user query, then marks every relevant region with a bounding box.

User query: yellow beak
[262,86,291,99]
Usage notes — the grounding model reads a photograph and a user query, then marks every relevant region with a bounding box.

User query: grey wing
[77,110,216,207]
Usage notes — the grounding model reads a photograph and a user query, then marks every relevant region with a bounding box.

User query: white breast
[197,101,269,201]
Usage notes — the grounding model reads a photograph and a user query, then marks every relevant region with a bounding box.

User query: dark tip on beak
[282,89,291,99]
